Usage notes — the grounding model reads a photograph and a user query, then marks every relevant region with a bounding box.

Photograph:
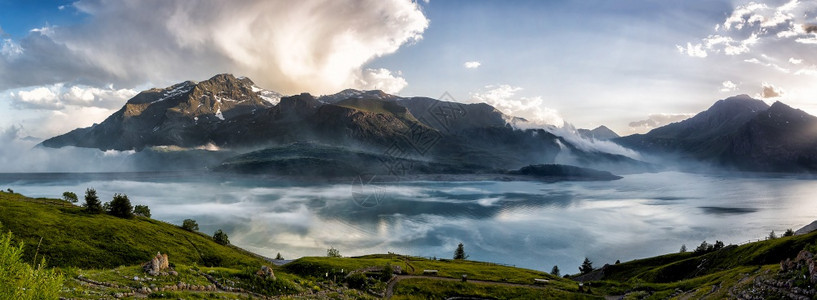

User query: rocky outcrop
[142,252,176,276]
[256,265,275,280]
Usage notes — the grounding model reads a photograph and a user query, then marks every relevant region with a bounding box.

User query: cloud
[469,84,564,127]
[628,113,694,132]
[720,80,738,92]
[8,84,137,110]
[676,42,707,58]
[760,82,784,98]
[1,39,23,58]
[789,57,803,64]
[463,61,481,69]
[0,0,428,95]
[352,68,408,94]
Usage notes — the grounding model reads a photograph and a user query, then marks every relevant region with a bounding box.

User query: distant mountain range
[616,94,817,172]
[42,74,645,177]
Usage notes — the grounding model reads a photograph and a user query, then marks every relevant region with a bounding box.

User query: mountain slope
[615,95,817,172]
[577,125,619,140]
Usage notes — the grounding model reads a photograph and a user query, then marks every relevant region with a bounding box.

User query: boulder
[142,252,171,276]
[256,265,276,280]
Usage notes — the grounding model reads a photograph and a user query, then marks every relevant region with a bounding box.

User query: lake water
[1,171,815,274]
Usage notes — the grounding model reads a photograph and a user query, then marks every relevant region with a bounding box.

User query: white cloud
[0,0,429,95]
[760,82,784,98]
[352,68,408,94]
[469,84,563,127]
[628,113,694,133]
[9,84,137,110]
[463,61,481,69]
[789,57,803,64]
[720,80,738,92]
[723,2,768,30]
[676,42,707,58]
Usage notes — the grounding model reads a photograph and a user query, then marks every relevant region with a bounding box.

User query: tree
[768,230,777,240]
[694,241,711,254]
[108,193,134,218]
[133,205,151,218]
[453,242,468,260]
[182,219,199,231]
[275,252,284,260]
[680,244,687,253]
[579,257,594,275]
[62,191,78,203]
[784,228,795,237]
[327,247,342,258]
[551,265,560,277]
[713,240,725,251]
[83,188,103,214]
[213,229,230,245]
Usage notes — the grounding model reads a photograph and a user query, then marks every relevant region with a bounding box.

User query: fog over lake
[2,171,815,273]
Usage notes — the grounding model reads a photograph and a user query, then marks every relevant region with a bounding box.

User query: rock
[256,265,276,280]
[142,252,172,276]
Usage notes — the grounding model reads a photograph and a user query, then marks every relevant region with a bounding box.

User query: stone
[256,265,276,280]
[142,252,172,276]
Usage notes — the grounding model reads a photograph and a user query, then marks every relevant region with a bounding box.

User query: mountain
[616,95,817,172]
[43,74,650,175]
[577,125,619,140]
[42,74,281,150]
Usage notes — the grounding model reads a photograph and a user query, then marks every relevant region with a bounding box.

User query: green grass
[392,278,600,300]
[0,191,265,269]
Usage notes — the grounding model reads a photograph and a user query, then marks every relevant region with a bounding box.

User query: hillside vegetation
[2,190,816,299]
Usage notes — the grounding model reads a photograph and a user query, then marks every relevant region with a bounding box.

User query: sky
[1,0,817,139]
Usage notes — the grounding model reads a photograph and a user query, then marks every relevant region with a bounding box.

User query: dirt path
[384,275,550,299]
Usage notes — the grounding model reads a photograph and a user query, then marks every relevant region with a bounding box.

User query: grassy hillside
[0,190,264,268]
[2,189,815,299]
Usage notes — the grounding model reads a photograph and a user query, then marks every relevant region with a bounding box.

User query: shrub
[768,231,777,240]
[0,225,64,299]
[108,193,134,218]
[694,241,712,254]
[551,265,560,277]
[346,272,368,289]
[182,219,199,231]
[213,229,230,245]
[713,240,725,251]
[83,188,103,213]
[380,263,393,282]
[133,205,151,218]
[784,229,795,237]
[680,244,687,253]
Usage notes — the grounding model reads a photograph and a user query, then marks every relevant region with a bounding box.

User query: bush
[0,225,64,299]
[680,244,687,253]
[694,241,712,254]
[83,188,103,214]
[62,191,78,203]
[551,265,560,277]
[182,219,199,231]
[108,193,134,218]
[345,272,369,290]
[213,229,230,245]
[327,247,341,258]
[380,263,393,282]
[768,231,777,240]
[133,205,151,218]
[784,229,795,237]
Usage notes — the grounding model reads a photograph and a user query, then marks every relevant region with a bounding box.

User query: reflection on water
[1,171,816,273]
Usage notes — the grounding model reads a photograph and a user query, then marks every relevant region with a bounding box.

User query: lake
[1,171,815,274]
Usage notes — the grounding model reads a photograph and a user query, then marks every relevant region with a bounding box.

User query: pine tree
[579,257,593,275]
[275,252,284,260]
[551,265,560,277]
[453,242,468,260]
[680,244,687,253]
[108,193,134,218]
[83,188,103,214]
